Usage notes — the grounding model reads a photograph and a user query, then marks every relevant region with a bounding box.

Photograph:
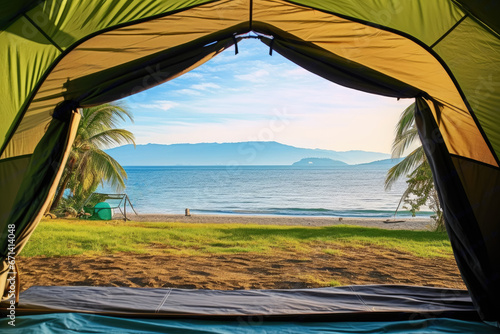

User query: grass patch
[323,248,343,256]
[20,219,453,258]
[298,274,343,287]
[327,279,342,287]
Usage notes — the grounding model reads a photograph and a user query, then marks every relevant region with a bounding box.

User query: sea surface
[102,165,433,218]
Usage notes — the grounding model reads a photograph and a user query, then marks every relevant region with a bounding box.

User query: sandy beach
[122,213,435,230]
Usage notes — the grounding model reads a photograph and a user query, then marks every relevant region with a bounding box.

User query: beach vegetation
[50,104,135,215]
[385,103,444,232]
[322,248,343,256]
[297,274,343,287]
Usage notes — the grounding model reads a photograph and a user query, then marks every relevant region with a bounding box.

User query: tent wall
[1,0,500,322]
[0,109,80,300]
[432,17,500,159]
[0,156,31,224]
[415,97,500,321]
[0,15,60,157]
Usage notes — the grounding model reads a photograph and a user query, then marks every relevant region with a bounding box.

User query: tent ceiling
[2,0,497,168]
[454,0,500,36]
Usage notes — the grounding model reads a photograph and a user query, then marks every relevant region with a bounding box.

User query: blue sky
[119,38,414,154]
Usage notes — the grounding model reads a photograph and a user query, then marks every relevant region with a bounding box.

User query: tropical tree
[402,161,443,229]
[384,103,425,189]
[385,102,444,231]
[50,103,135,213]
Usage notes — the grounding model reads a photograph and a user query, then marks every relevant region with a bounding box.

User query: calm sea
[105,165,433,218]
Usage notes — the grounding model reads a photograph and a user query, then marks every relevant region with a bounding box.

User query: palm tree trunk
[50,172,72,211]
[50,158,76,211]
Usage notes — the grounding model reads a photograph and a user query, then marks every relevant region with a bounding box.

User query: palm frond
[85,148,128,191]
[394,103,416,140]
[84,104,134,132]
[391,127,420,159]
[391,102,419,159]
[385,146,426,190]
[88,129,135,149]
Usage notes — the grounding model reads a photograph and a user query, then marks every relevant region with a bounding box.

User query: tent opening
[18,39,466,295]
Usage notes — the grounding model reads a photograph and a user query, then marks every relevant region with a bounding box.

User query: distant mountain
[292,158,347,167]
[106,141,391,166]
[357,158,404,166]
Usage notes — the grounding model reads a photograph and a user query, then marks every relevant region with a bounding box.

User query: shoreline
[120,213,435,231]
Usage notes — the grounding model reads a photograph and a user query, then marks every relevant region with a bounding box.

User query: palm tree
[384,103,426,190]
[385,102,444,230]
[50,103,135,212]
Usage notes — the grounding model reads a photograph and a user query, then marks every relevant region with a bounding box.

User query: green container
[93,202,113,220]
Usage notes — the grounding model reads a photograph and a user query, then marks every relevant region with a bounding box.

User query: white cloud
[179,72,203,79]
[135,100,177,111]
[171,89,202,96]
[235,69,269,82]
[282,68,309,78]
[155,100,177,111]
[190,82,221,90]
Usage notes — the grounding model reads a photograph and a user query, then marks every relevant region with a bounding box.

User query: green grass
[20,219,453,258]
[322,248,343,256]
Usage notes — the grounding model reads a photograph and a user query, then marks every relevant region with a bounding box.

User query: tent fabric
[1,0,500,323]
[431,16,500,160]
[62,37,238,108]
[414,97,500,321]
[3,314,500,334]
[453,0,500,36]
[0,155,31,223]
[0,1,42,31]
[3,285,479,321]
[0,109,80,300]
[260,37,423,98]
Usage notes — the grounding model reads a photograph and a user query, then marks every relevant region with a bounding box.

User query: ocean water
[105,165,433,218]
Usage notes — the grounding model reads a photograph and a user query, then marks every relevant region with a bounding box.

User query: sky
[119,38,414,154]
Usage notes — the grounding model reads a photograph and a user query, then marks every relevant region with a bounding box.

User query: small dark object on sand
[383,219,405,224]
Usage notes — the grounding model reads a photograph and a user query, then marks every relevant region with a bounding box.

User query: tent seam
[23,13,63,53]
[430,15,468,49]
[449,153,500,171]
[249,0,253,30]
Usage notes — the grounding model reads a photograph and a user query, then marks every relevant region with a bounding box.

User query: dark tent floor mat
[2,314,500,334]
[0,285,480,322]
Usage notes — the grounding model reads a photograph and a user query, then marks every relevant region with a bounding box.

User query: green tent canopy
[1,0,500,324]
